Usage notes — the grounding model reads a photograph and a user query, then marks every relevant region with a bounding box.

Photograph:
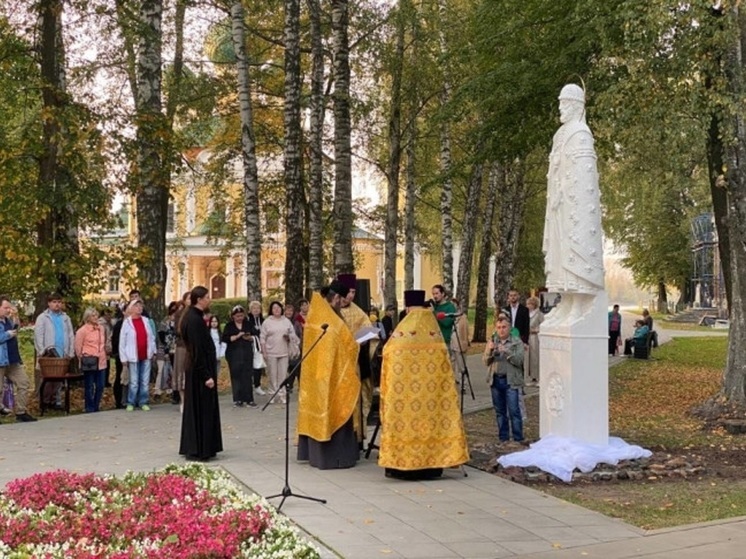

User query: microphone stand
[451,316,475,414]
[451,315,475,477]
[263,327,328,511]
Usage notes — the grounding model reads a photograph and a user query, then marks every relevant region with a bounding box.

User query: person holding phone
[483,315,524,447]
[221,305,256,407]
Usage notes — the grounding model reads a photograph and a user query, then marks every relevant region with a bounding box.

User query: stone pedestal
[539,291,609,445]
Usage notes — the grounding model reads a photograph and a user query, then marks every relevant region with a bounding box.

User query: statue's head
[559,84,585,104]
[558,83,585,123]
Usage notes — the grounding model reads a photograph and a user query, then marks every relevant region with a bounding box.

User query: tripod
[263,325,328,511]
[451,316,475,415]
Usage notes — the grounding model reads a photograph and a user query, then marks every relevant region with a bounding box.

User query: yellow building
[94,149,473,309]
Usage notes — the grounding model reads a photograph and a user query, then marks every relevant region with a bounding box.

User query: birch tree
[403,119,417,291]
[437,0,453,293]
[283,0,304,304]
[133,0,170,317]
[455,159,483,310]
[331,0,354,275]
[306,0,325,290]
[383,0,406,309]
[231,2,262,302]
[492,162,527,309]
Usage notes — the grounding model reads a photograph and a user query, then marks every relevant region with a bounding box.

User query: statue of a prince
[543,83,604,325]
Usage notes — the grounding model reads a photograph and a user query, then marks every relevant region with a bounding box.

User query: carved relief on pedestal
[545,372,565,417]
[541,336,571,353]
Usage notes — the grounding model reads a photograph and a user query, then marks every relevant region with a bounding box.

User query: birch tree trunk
[331,0,354,274]
[492,162,527,309]
[283,0,304,304]
[135,0,169,317]
[231,3,262,302]
[306,0,325,290]
[403,120,417,291]
[455,160,483,311]
[35,0,79,314]
[437,0,453,293]
[384,0,406,309]
[473,162,501,342]
[115,0,139,101]
[403,0,419,293]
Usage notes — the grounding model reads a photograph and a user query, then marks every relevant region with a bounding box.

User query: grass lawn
[547,480,746,530]
[538,335,746,530]
[607,336,728,448]
[658,321,719,332]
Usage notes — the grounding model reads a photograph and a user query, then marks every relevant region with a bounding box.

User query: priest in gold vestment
[297,284,361,469]
[337,273,373,438]
[378,290,469,479]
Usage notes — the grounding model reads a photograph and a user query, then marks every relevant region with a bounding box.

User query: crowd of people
[0,279,643,477]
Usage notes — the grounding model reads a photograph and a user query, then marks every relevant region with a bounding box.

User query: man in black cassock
[179,285,223,461]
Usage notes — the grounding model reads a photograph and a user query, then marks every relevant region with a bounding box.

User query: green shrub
[209,297,250,323]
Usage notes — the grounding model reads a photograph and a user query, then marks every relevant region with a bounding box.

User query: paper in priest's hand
[354,326,380,344]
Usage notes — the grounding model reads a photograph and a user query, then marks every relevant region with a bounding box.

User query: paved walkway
[0,322,740,558]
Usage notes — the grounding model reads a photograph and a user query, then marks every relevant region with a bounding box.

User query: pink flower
[0,467,298,557]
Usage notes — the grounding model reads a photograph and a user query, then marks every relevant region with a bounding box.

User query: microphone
[436,311,463,319]
[320,323,329,331]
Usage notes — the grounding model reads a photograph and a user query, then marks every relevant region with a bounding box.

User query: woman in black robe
[221,305,256,407]
[179,286,223,461]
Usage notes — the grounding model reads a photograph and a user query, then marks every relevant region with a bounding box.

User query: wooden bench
[39,374,84,415]
[633,331,655,360]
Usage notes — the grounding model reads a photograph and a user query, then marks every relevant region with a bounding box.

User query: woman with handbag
[75,308,108,412]
[247,301,265,394]
[260,301,299,405]
[221,306,256,407]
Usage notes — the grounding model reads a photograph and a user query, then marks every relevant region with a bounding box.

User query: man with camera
[483,315,524,448]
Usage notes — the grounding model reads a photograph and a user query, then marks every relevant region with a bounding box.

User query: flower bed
[0,464,321,558]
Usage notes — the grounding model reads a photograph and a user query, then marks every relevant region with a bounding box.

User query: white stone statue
[543,84,604,324]
[537,83,610,446]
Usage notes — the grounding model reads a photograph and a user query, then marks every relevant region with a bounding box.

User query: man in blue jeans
[483,316,525,447]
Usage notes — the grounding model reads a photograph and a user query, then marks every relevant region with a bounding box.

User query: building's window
[166,202,175,233]
[265,270,283,290]
[107,272,121,294]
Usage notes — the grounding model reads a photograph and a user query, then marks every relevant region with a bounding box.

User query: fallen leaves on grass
[609,338,728,447]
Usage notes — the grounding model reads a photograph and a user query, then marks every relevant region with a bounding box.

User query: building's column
[413,250,422,289]
[226,256,235,298]
[165,263,174,304]
[178,260,188,298]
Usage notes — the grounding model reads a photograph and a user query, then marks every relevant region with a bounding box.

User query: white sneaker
[255,387,266,395]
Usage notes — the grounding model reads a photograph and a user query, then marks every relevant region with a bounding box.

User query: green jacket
[433,300,457,344]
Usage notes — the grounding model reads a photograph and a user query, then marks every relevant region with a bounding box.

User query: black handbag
[80,355,99,372]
